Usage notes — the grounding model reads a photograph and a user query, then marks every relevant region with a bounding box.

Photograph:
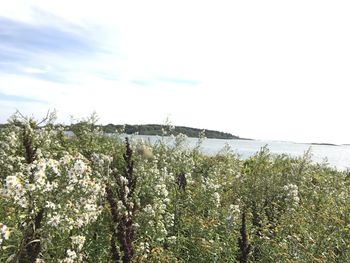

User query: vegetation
[74,123,240,140]
[1,113,350,262]
[1,123,240,140]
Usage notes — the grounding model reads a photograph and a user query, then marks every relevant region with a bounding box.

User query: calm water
[129,135,350,171]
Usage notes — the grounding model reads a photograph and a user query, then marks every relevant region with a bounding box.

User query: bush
[0,113,349,262]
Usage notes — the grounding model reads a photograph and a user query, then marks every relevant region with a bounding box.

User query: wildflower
[139,242,150,253]
[0,223,10,244]
[155,183,168,197]
[124,186,130,196]
[48,214,61,227]
[225,204,240,229]
[67,249,77,258]
[283,184,300,207]
[46,201,56,209]
[120,176,128,185]
[144,204,155,217]
[71,235,86,250]
[73,160,87,174]
[5,175,21,189]
[61,249,78,262]
[167,236,177,244]
[213,192,221,207]
[117,200,126,211]
[18,198,28,208]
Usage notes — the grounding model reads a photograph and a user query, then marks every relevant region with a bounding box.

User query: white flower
[66,249,77,259]
[284,184,300,207]
[73,160,87,174]
[18,198,28,208]
[5,175,20,189]
[124,186,130,196]
[139,242,150,253]
[227,204,240,224]
[26,184,36,191]
[71,235,86,250]
[167,236,177,244]
[0,223,10,244]
[229,204,240,214]
[213,192,220,207]
[120,176,128,185]
[45,201,56,209]
[117,200,126,211]
[155,183,168,197]
[48,214,61,227]
[144,204,155,217]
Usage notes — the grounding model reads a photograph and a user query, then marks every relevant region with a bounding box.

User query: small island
[1,122,247,140]
[310,142,338,146]
[97,124,240,140]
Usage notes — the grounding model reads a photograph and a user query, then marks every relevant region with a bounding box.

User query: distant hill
[100,124,240,140]
[310,142,338,146]
[0,122,242,140]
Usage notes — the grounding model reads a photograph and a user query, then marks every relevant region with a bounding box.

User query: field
[1,113,350,262]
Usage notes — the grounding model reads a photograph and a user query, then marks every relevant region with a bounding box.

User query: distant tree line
[99,124,239,139]
[0,123,240,139]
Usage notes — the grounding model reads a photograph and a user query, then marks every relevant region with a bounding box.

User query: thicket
[1,113,350,262]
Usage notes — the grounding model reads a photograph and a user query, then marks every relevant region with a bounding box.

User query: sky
[0,0,349,144]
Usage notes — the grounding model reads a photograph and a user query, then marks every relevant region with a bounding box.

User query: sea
[127,135,350,171]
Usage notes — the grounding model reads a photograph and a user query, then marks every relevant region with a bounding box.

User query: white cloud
[22,67,48,74]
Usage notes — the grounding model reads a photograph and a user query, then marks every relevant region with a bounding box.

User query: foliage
[62,123,240,140]
[0,113,349,262]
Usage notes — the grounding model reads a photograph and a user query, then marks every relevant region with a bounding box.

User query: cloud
[159,77,201,86]
[0,1,350,144]
[0,91,47,104]
[131,78,201,86]
[0,12,109,84]
[0,16,97,54]
[131,80,151,86]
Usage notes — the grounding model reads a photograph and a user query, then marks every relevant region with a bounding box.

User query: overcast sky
[0,0,349,144]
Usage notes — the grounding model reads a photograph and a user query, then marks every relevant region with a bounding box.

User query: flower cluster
[45,154,105,230]
[1,114,349,263]
[0,118,106,262]
[0,223,10,245]
[2,174,27,208]
[227,204,241,224]
[59,249,84,263]
[138,164,173,243]
[283,183,300,208]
